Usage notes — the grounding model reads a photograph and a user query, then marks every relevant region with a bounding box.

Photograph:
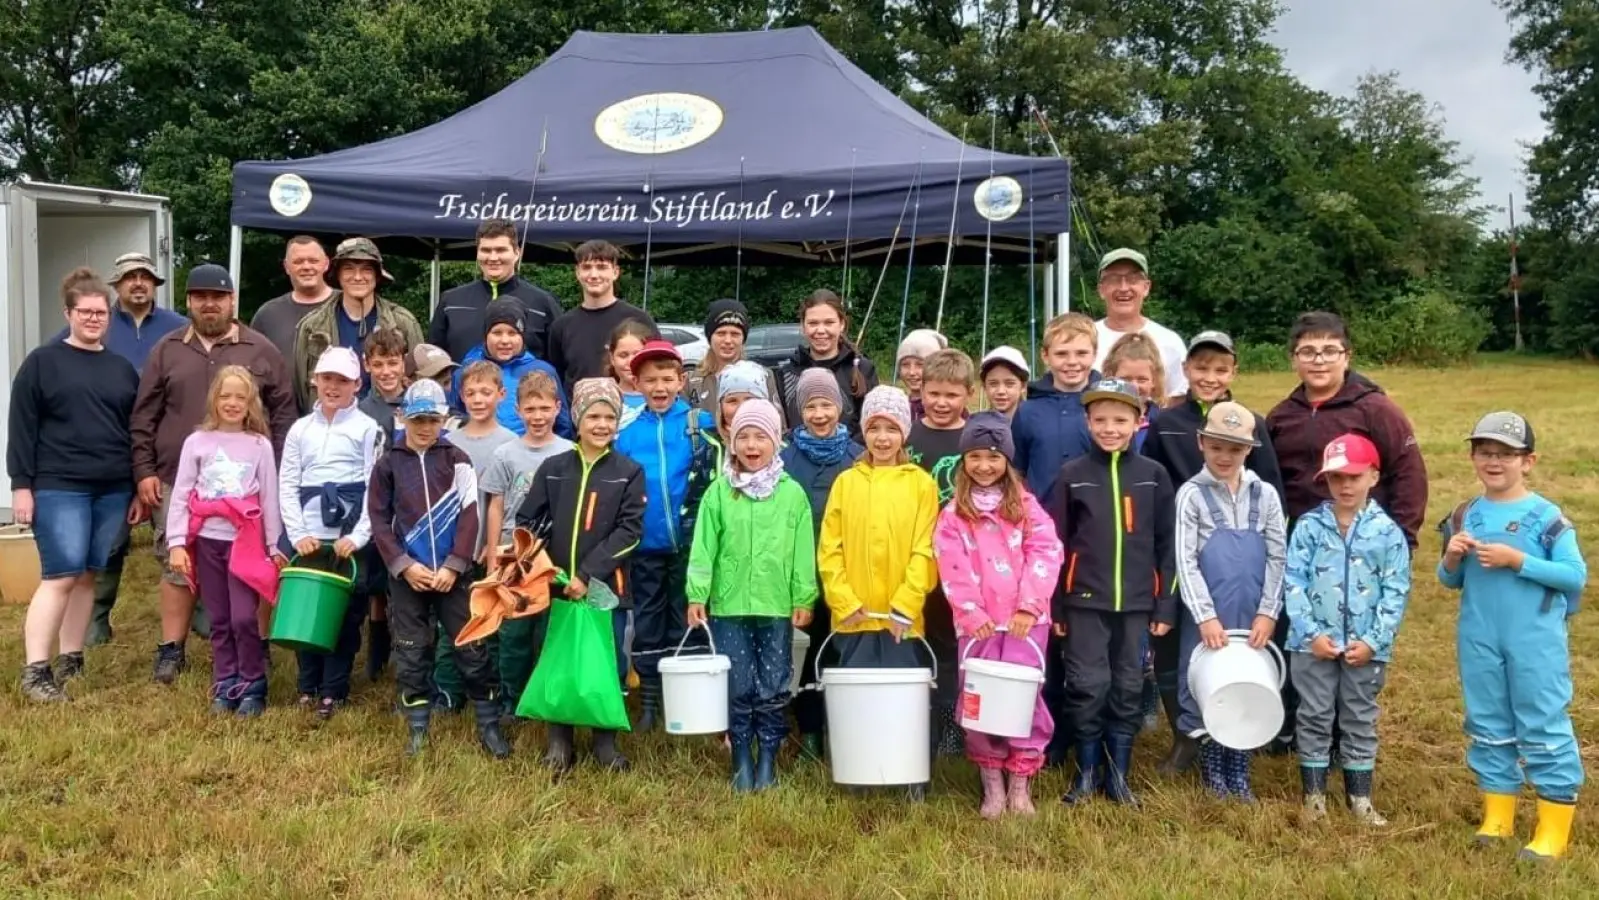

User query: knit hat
[571,377,622,422]
[483,298,524,342]
[958,411,1016,462]
[717,360,770,400]
[860,385,913,437]
[704,298,751,338]
[796,367,842,411]
[731,398,783,446]
[896,328,948,368]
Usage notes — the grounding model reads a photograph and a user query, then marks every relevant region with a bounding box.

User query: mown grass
[3,359,1599,898]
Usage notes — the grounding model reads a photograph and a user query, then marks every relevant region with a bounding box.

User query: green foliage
[1348,290,1490,368]
[1233,342,1292,374]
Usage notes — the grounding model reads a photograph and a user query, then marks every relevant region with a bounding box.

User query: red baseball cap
[1318,433,1380,478]
[628,338,682,375]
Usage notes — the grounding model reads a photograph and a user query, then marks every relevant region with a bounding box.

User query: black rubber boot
[731,735,755,792]
[1063,740,1102,805]
[754,743,778,791]
[474,700,512,759]
[1155,688,1198,776]
[592,729,630,771]
[542,724,576,773]
[404,704,431,757]
[636,678,662,733]
[1102,733,1139,806]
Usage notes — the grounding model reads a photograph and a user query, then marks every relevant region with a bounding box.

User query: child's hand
[887,618,910,643]
[972,620,997,641]
[564,576,587,599]
[1149,621,1171,637]
[1198,617,1227,649]
[402,564,433,591]
[791,608,812,629]
[1344,640,1374,667]
[1006,611,1037,636]
[1052,622,1067,638]
[1475,542,1526,571]
[431,568,458,593]
[839,610,868,629]
[1310,634,1341,661]
[1247,615,1276,649]
[1444,531,1477,566]
[333,538,358,560]
[687,603,708,628]
[477,544,493,567]
[294,537,322,558]
[271,551,289,571]
[169,547,191,580]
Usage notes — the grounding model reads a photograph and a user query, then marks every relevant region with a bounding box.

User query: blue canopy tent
[229,26,1074,309]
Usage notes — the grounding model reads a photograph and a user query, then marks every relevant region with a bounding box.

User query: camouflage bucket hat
[326,237,393,287]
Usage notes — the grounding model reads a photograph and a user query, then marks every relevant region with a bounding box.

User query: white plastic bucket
[789,628,812,693]
[813,616,937,785]
[659,624,731,735]
[1188,629,1286,750]
[959,632,1046,738]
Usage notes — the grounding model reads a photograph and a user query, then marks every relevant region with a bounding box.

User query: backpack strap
[1436,499,1475,556]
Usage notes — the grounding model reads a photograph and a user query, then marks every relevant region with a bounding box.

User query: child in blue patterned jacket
[1283,433,1411,827]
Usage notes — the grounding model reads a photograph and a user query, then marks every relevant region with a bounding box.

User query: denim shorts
[33,488,132,580]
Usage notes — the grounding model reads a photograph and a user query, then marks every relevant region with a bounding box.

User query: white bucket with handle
[659,623,731,735]
[1188,628,1286,750]
[812,613,936,786]
[789,627,812,693]
[959,629,1046,738]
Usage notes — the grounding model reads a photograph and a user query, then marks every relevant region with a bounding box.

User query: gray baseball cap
[1081,377,1143,413]
[1469,411,1535,452]
[1187,330,1235,357]
[1097,247,1149,274]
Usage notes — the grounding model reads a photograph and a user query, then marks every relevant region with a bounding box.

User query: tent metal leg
[228,225,243,295]
[430,244,442,314]
[1055,231,1071,315]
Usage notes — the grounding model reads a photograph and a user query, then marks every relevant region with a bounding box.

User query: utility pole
[1509,193,1524,352]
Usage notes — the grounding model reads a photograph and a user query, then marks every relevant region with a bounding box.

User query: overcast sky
[1273,0,1540,230]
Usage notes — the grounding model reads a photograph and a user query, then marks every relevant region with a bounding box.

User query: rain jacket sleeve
[684,480,723,606]
[818,475,864,622]
[1153,466,1179,626]
[1047,472,1072,623]
[367,454,412,576]
[1518,525,1588,598]
[577,466,644,586]
[888,474,940,624]
[1359,521,1411,660]
[1283,519,1333,650]
[1174,482,1217,623]
[934,508,992,636]
[1258,483,1288,620]
[278,419,309,546]
[1019,493,1064,621]
[788,488,819,614]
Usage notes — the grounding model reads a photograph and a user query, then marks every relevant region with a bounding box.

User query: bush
[1234,342,1293,373]
[1348,290,1489,367]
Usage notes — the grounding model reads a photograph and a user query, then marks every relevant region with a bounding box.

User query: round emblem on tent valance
[595,92,724,155]
[973,176,1023,222]
[268,174,313,217]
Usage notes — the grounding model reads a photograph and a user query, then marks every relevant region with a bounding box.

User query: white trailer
[0,179,175,514]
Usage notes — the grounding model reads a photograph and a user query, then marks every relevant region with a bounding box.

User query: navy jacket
[1012,374,1099,499]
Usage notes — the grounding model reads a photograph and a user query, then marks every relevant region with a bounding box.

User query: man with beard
[130,263,298,684]
[429,219,564,364]
[290,237,423,409]
[52,253,187,646]
[251,237,337,396]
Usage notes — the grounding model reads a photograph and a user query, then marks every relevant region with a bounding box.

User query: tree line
[2,0,1537,365]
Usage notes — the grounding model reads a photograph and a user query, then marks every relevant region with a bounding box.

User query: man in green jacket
[292,238,424,409]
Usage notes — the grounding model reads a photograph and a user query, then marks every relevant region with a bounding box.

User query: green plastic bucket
[268,555,357,653]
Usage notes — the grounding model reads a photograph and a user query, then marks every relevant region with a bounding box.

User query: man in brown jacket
[130,263,298,684]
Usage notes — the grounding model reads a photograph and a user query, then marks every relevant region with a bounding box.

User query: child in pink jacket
[933,412,1064,818]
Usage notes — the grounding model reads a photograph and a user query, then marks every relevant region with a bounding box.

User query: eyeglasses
[1293,347,1348,363]
[1471,448,1527,462]
[1099,274,1148,288]
[73,309,109,321]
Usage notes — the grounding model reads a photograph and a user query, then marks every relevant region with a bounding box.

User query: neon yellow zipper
[1111,450,1124,612]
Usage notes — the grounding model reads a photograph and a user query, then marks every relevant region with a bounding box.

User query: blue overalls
[1177,481,1268,737]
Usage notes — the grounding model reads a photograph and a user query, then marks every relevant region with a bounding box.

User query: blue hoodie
[1012,374,1099,498]
[452,344,573,440]
[614,397,717,555]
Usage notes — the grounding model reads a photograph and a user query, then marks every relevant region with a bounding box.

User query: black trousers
[629,552,699,680]
[1061,607,1149,743]
[390,578,498,706]
[295,594,368,701]
[923,586,959,712]
[793,589,835,735]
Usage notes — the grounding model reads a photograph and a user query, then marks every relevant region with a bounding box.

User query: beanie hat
[704,298,751,338]
[796,367,843,411]
[860,385,913,437]
[571,377,622,423]
[717,360,770,400]
[958,411,1016,462]
[483,298,524,342]
[731,398,783,446]
[896,328,948,368]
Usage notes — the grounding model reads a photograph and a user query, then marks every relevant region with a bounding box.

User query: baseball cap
[411,344,458,379]
[401,379,450,420]
[1080,377,1143,413]
[185,263,234,294]
[111,252,165,286]
[1198,401,1260,447]
[980,345,1030,380]
[1187,330,1235,357]
[1317,433,1380,478]
[313,347,362,382]
[629,338,682,376]
[1097,247,1149,275]
[1468,411,1535,452]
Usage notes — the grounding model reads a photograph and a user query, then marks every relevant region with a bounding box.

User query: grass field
[4,358,1599,898]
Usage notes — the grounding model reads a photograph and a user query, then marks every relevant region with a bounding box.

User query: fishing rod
[895,163,927,353]
[839,148,857,303]
[979,106,998,360]
[517,118,551,259]
[734,156,747,304]
[933,125,969,334]
[855,154,923,347]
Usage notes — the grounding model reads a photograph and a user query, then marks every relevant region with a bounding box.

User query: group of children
[154,288,1586,861]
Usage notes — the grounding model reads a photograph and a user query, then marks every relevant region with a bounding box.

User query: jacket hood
[463,344,537,371]
[1025,371,1100,400]
[1285,370,1383,410]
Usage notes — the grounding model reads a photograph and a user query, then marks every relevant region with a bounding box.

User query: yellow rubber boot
[1474,793,1519,845]
[1519,799,1576,861]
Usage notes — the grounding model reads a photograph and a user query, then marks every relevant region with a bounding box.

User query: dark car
[744,323,805,369]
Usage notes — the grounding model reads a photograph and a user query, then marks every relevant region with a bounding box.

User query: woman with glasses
[8,268,143,702]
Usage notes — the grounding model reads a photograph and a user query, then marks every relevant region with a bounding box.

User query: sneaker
[297,694,316,710]
[236,696,266,718]
[152,642,186,685]
[19,662,65,703]
[52,651,85,683]
[316,698,341,720]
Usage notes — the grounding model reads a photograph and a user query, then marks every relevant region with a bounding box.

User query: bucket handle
[959,626,1046,672]
[808,612,937,691]
[671,619,718,658]
[1220,628,1287,688]
[288,550,359,585]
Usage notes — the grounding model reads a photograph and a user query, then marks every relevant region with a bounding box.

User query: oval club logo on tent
[973,176,1022,222]
[269,174,313,217]
[594,92,725,155]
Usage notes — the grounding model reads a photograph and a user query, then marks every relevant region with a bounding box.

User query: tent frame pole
[1055,231,1071,315]
[228,225,243,294]
[429,243,442,313]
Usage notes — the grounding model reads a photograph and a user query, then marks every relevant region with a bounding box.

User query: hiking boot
[210,677,241,715]
[1519,798,1576,862]
[404,704,432,757]
[1063,740,1102,805]
[1008,773,1036,816]
[1198,738,1228,798]
[1474,792,1518,846]
[365,619,391,682]
[20,662,65,703]
[1101,733,1139,806]
[475,700,512,759]
[542,723,575,772]
[152,641,186,685]
[1224,748,1256,803]
[636,678,662,733]
[754,743,778,791]
[798,732,824,763]
[592,729,630,772]
[52,651,85,683]
[1344,769,1388,827]
[1154,688,1197,776]
[979,767,1006,819]
[731,736,755,793]
[236,696,266,718]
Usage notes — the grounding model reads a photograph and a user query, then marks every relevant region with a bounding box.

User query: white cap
[314,346,362,381]
[980,345,1030,380]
